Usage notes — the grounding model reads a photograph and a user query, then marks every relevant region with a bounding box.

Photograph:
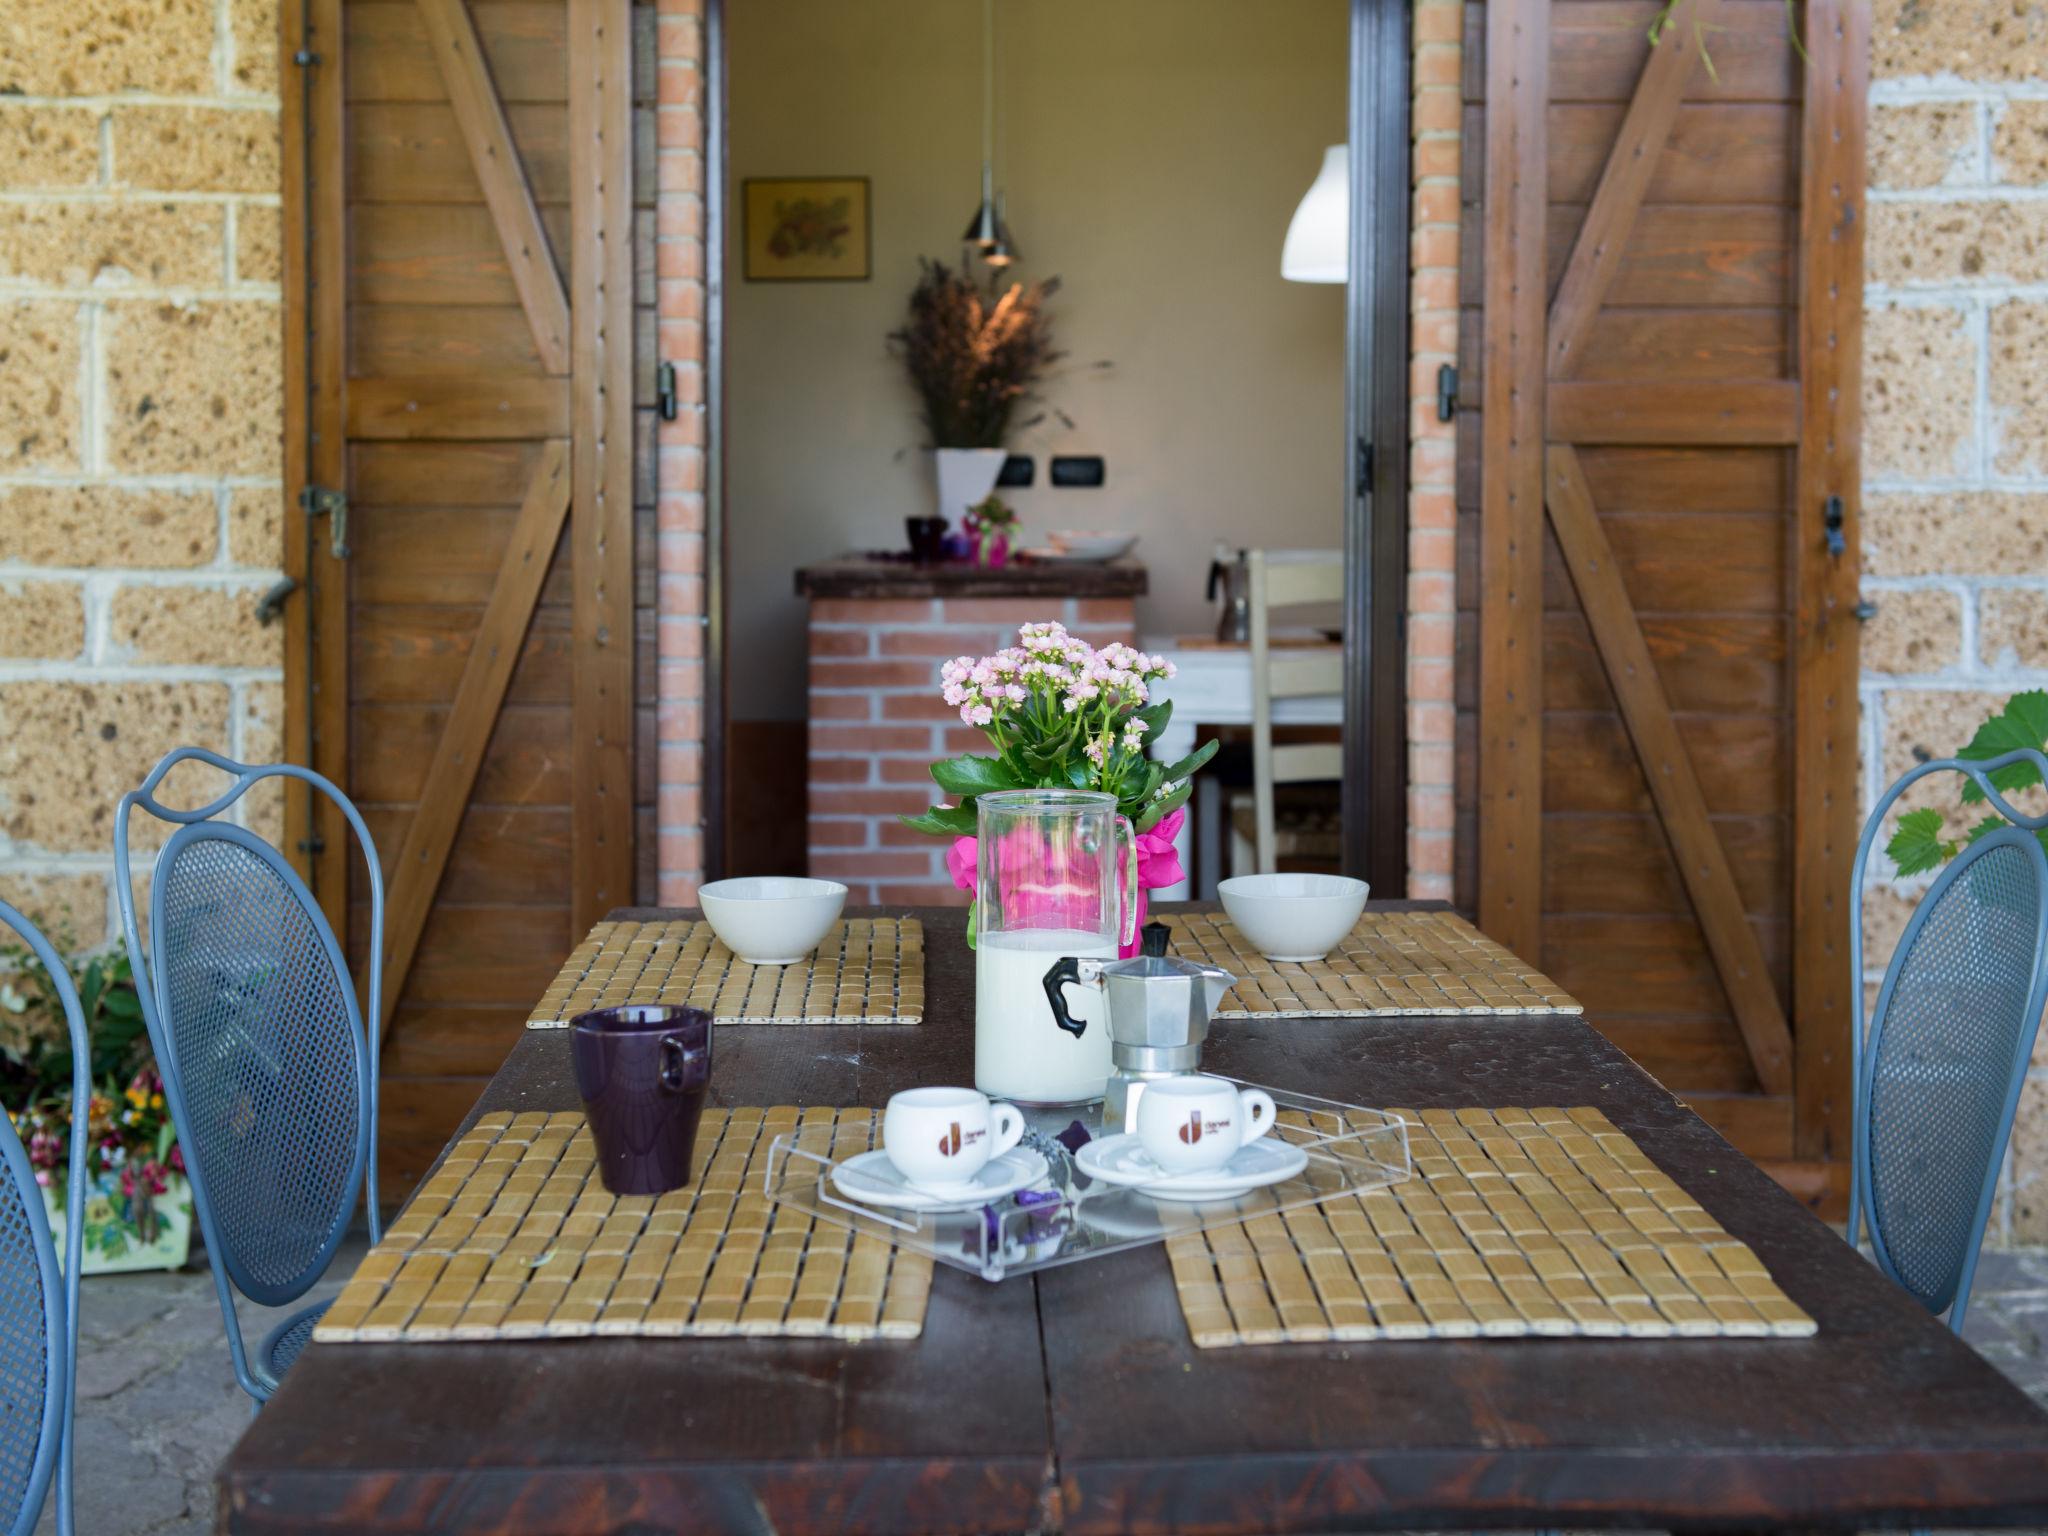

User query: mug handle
[660,1032,709,1093]
[988,1103,1025,1158]
[1238,1089,1276,1146]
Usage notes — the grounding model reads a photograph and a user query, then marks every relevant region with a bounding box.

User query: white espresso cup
[882,1086,1025,1194]
[1135,1075,1276,1176]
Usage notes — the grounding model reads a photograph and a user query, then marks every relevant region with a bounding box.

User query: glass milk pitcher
[974,789,1136,1105]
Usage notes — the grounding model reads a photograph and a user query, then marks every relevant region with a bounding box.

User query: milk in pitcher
[974,928,1116,1105]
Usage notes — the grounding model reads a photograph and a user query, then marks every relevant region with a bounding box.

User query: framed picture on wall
[742,177,872,281]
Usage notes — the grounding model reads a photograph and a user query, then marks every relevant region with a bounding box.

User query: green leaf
[1963,813,2012,847]
[1136,779,1193,833]
[1131,700,1173,739]
[100,989,141,1021]
[1957,691,2048,802]
[898,804,978,837]
[1886,807,1955,877]
[1157,737,1220,784]
[928,754,1021,798]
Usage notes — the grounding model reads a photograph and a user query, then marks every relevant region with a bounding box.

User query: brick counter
[796,560,1145,903]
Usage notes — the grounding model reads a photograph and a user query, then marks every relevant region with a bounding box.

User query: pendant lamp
[962,0,1019,265]
[1282,144,1347,283]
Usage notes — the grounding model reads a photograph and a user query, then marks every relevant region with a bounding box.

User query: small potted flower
[0,941,192,1273]
[902,620,1218,953]
[962,493,1019,568]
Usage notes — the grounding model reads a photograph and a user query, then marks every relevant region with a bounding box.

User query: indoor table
[218,905,2048,1534]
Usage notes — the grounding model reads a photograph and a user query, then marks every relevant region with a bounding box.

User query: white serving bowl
[1047,530,1138,562]
[1218,873,1369,962]
[698,877,847,965]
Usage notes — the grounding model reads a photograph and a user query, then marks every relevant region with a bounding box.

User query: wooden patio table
[219,904,2048,1534]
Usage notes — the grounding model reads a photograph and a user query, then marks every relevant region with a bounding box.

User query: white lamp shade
[1282,144,1348,283]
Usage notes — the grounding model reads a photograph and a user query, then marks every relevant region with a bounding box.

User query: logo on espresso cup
[1179,1111,1203,1146]
[937,1121,984,1158]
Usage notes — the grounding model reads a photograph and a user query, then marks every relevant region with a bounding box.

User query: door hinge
[656,361,680,422]
[292,48,320,67]
[254,576,298,625]
[1354,437,1373,498]
[1436,363,1459,422]
[1823,494,1847,558]
[299,485,349,559]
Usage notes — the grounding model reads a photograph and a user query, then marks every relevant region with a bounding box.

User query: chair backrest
[0,903,86,1536]
[114,748,384,1401]
[1247,548,1345,874]
[1850,750,2048,1328]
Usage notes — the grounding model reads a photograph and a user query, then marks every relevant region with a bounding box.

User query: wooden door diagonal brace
[1546,0,1717,379]
[1544,443,1795,1095]
[378,440,572,1038]
[415,0,572,374]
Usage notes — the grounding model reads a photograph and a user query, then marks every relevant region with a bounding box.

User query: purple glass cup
[570,1004,712,1196]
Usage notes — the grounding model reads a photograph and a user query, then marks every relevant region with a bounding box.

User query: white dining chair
[1229,548,1345,876]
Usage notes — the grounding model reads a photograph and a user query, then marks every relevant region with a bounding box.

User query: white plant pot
[933,448,1008,522]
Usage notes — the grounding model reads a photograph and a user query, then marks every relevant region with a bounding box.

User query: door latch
[254,576,298,625]
[299,485,349,559]
[1823,495,1846,558]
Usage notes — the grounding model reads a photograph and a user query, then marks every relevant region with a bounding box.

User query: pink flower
[945,835,978,894]
[1133,807,1186,892]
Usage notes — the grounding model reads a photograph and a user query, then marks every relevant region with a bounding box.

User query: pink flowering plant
[904,621,1218,948]
[0,936,184,1252]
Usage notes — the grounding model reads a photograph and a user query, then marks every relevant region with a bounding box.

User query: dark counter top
[796,553,1147,600]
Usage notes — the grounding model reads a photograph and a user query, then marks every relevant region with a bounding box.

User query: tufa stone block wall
[1864,1,2048,1244]
[0,0,284,950]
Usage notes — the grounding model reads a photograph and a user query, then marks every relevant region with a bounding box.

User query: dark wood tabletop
[219,905,2048,1534]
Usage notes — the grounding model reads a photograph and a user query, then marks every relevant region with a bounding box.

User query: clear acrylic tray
[760,1078,1412,1281]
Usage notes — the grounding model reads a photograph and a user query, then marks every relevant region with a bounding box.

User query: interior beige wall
[726,0,1349,719]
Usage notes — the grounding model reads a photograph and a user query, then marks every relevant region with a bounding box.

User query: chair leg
[1230,820,1253,880]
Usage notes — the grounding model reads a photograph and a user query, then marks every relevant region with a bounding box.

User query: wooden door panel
[1543,715,1787,817]
[346,1,570,103]
[1471,0,1863,1196]
[298,0,646,1199]
[1544,612,1787,714]
[1549,4,1801,103]
[1541,812,1786,917]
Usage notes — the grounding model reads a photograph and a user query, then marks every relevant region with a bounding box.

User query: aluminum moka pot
[1044,924,1235,1133]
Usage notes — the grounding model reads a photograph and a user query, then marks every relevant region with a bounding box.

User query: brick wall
[0,0,285,949]
[1406,0,1462,902]
[1864,1,2048,1245]
[654,0,708,905]
[806,597,1138,905]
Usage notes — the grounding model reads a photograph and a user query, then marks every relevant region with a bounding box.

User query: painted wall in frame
[743,176,872,281]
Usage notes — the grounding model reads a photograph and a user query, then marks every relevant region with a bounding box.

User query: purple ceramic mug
[570,1004,712,1196]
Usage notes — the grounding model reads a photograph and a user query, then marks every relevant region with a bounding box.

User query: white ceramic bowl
[1047,530,1138,562]
[698,877,847,965]
[1218,873,1369,962]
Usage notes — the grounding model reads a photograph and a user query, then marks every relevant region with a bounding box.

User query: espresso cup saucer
[1073,1133,1308,1202]
[830,1147,1050,1212]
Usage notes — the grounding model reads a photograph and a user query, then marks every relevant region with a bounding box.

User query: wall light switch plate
[1050,455,1105,488]
[997,454,1034,488]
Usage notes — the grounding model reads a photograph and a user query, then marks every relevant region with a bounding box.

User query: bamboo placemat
[1162,910,1581,1017]
[1169,1106,1814,1346]
[313,1106,932,1344]
[525,918,925,1027]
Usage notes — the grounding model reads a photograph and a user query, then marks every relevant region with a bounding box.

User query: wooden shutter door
[1468,0,1864,1199]
[290,0,653,1194]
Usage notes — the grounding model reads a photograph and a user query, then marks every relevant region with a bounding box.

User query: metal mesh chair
[0,903,86,1536]
[1850,749,2048,1329]
[114,749,384,1404]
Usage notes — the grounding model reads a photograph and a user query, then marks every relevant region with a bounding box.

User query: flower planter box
[43,1170,193,1275]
